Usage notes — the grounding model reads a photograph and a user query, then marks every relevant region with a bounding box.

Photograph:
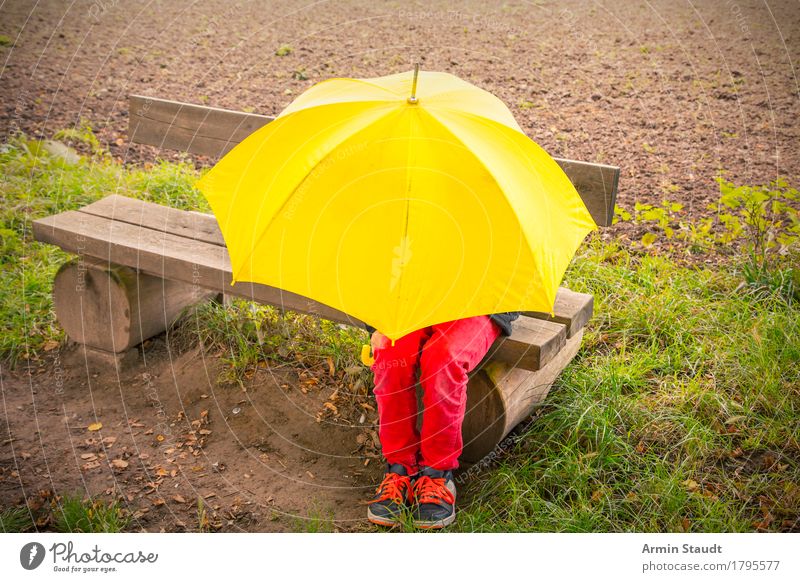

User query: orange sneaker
[367,464,413,527]
[411,466,456,529]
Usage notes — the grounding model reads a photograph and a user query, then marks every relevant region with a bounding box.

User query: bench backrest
[128,94,619,227]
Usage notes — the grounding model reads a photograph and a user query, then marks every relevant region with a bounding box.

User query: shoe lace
[371,472,410,504]
[413,475,455,505]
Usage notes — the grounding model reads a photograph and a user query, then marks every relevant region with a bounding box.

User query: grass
[0,131,208,365]
[1,127,798,532]
[52,495,130,533]
[291,501,336,532]
[0,506,35,532]
[173,299,366,385]
[454,238,799,532]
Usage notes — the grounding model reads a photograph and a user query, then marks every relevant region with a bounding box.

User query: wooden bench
[32,94,619,464]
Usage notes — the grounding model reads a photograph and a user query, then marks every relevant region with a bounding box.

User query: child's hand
[371,330,389,352]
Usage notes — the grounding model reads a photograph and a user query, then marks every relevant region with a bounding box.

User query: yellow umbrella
[194,66,597,341]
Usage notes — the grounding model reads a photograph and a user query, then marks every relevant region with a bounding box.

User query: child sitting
[365,312,518,528]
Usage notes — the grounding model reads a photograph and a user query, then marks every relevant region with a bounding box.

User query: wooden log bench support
[32,94,619,464]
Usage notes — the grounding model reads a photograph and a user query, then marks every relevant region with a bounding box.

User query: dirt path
[1,334,386,532]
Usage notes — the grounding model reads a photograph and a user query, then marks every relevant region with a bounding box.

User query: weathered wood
[461,328,585,463]
[33,207,567,371]
[129,95,271,159]
[523,288,593,339]
[128,94,620,226]
[554,158,619,227]
[488,317,566,371]
[33,209,355,326]
[53,259,215,353]
[79,194,225,246]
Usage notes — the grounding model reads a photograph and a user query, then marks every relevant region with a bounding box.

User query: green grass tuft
[53,495,130,533]
[0,506,35,532]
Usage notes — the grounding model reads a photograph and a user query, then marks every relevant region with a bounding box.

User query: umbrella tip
[407,63,420,104]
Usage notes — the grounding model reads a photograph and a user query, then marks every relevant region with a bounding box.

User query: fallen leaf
[111,459,129,469]
[88,422,103,431]
[172,494,186,504]
[327,356,335,376]
[80,453,97,461]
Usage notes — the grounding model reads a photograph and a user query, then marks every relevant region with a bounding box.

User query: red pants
[370,315,502,473]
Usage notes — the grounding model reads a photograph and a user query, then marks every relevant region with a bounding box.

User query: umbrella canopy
[194,68,597,341]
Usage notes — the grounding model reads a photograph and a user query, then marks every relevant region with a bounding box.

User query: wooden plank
[523,288,593,338]
[555,158,619,227]
[127,95,619,226]
[491,316,566,370]
[32,210,561,371]
[128,95,272,159]
[79,194,225,246]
